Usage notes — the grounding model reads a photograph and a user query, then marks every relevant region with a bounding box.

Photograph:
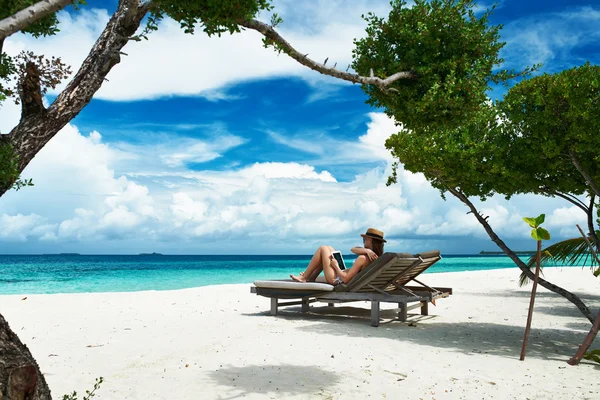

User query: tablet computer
[331,251,347,270]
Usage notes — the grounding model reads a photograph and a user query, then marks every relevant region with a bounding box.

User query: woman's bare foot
[290,274,306,282]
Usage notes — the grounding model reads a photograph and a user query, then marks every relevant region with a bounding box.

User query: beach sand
[1,267,599,400]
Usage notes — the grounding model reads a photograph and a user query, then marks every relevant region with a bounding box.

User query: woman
[290,228,386,285]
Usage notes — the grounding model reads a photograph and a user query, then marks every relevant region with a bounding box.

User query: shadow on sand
[206,364,339,400]
[244,304,600,362]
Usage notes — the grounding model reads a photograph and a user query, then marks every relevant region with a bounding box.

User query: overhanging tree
[0,0,420,198]
[0,0,540,398]
[381,64,600,324]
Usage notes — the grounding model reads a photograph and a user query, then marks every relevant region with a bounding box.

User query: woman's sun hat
[360,228,386,243]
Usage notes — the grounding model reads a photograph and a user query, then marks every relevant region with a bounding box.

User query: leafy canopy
[386,63,600,203]
[144,0,274,38]
[385,102,513,199]
[352,0,533,132]
[498,62,600,191]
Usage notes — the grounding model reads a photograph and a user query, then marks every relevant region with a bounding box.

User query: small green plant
[520,213,550,361]
[523,214,550,241]
[583,349,600,364]
[62,377,104,400]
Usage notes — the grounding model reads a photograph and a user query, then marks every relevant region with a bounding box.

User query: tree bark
[0,312,52,399]
[0,0,75,41]
[568,308,600,365]
[520,240,542,361]
[0,0,149,197]
[586,195,600,251]
[570,150,600,198]
[447,187,595,323]
[237,18,415,90]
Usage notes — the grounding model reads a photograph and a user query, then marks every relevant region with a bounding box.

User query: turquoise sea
[0,254,585,295]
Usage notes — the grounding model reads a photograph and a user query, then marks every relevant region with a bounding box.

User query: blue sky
[0,0,599,255]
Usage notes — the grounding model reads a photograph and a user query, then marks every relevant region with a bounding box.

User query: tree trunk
[568,308,600,365]
[586,196,600,251]
[520,240,542,361]
[0,0,150,198]
[447,187,595,323]
[1,2,152,398]
[0,312,52,399]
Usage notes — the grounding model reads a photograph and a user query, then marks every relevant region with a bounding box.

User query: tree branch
[3,0,148,196]
[0,0,75,41]
[138,0,153,16]
[19,61,46,119]
[587,195,600,251]
[447,186,595,323]
[545,189,589,213]
[237,18,415,90]
[570,150,600,198]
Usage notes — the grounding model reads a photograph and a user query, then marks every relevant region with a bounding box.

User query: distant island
[479,251,535,255]
[139,252,164,256]
[42,253,81,256]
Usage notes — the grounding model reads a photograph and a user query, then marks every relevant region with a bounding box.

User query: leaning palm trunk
[447,187,595,323]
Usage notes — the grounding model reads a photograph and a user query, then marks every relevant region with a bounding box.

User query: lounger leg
[371,300,380,327]
[398,303,407,322]
[270,298,278,316]
[301,298,309,313]
[421,301,429,316]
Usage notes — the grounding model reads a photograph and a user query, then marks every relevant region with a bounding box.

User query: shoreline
[0,265,593,297]
[1,267,599,399]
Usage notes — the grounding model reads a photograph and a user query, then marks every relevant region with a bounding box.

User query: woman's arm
[351,247,378,262]
[351,247,367,255]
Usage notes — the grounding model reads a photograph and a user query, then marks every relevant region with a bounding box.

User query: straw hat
[360,228,386,243]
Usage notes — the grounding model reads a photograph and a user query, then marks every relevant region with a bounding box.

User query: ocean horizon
[0,253,589,295]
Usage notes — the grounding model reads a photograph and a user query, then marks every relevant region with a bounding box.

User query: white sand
[1,267,600,400]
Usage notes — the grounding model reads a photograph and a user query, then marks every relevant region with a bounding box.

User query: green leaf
[531,227,550,241]
[537,227,550,240]
[534,214,545,226]
[542,250,552,257]
[523,217,537,228]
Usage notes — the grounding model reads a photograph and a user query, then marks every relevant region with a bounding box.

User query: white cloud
[0,214,54,242]
[0,112,593,253]
[239,162,336,182]
[547,206,587,227]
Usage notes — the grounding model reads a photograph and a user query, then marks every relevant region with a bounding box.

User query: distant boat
[138,252,164,256]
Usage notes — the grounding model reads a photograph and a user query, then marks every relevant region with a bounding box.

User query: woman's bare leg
[291,246,335,282]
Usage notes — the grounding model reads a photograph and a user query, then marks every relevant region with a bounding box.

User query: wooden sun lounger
[251,250,452,326]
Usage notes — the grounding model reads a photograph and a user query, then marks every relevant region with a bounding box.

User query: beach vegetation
[0,141,33,190]
[351,0,536,133]
[383,63,600,323]
[61,377,104,400]
[519,213,550,361]
[520,234,600,287]
[583,349,600,364]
